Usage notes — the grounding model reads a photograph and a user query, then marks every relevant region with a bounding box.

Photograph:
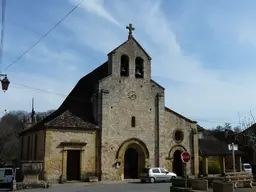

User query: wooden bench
[223,172,253,188]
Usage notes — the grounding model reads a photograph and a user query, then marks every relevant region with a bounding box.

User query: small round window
[174,130,184,142]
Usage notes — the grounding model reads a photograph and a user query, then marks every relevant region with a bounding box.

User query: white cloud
[70,0,120,26]
[25,44,80,72]
[4,0,256,129]
[65,0,256,128]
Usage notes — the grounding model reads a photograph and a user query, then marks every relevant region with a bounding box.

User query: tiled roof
[19,62,108,135]
[19,36,199,136]
[45,110,98,129]
[199,129,244,156]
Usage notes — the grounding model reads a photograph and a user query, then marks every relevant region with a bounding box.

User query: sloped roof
[242,123,256,135]
[199,129,244,156]
[165,107,197,123]
[197,125,205,132]
[19,35,197,136]
[108,35,152,60]
[19,62,109,135]
[45,110,98,128]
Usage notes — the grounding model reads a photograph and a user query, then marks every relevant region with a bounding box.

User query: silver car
[139,167,177,183]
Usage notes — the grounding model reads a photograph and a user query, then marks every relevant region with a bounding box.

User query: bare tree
[235,111,256,166]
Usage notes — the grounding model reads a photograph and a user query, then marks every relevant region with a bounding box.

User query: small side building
[198,126,244,176]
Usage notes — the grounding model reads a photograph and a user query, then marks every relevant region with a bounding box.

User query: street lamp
[0,74,10,92]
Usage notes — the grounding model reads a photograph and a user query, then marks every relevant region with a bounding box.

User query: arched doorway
[116,138,149,180]
[124,148,139,179]
[173,150,183,177]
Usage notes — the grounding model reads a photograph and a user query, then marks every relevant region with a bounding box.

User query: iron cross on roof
[126,23,135,39]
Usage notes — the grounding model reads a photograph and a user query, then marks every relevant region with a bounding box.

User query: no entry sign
[181,152,190,163]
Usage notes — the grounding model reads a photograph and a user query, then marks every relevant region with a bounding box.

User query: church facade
[19,24,199,182]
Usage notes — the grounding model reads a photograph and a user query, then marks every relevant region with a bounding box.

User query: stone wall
[159,111,199,176]
[98,35,199,180]
[99,37,164,180]
[44,129,97,182]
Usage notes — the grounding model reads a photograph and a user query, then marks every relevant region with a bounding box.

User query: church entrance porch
[66,150,81,181]
[173,150,184,177]
[116,138,150,180]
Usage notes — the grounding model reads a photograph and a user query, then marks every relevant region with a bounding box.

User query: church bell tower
[107,23,152,81]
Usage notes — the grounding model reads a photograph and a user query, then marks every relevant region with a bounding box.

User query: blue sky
[1,0,256,129]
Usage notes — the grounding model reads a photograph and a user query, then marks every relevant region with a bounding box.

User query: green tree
[0,114,25,164]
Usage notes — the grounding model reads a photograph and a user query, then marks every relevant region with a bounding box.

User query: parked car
[242,163,252,174]
[139,167,177,183]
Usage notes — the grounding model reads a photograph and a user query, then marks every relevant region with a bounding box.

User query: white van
[242,163,252,173]
[0,168,14,184]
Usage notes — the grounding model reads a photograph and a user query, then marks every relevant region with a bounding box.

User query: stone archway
[169,145,186,177]
[116,138,149,180]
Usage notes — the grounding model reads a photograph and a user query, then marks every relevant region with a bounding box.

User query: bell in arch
[121,66,126,73]
[135,68,141,76]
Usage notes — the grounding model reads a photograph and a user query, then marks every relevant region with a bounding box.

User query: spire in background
[31,98,35,124]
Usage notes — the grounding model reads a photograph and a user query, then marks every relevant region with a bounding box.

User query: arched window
[131,116,136,127]
[120,54,129,77]
[135,57,144,78]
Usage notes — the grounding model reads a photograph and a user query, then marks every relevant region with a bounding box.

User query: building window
[120,54,129,77]
[152,168,160,173]
[131,116,136,127]
[135,57,144,78]
[173,130,184,143]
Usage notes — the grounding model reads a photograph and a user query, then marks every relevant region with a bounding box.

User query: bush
[208,161,221,174]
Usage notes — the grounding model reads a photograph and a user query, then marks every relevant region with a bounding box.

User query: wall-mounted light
[115,161,120,169]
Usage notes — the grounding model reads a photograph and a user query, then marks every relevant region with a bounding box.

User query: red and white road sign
[181,152,190,163]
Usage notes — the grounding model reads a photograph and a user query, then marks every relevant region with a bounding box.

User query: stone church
[19,24,199,183]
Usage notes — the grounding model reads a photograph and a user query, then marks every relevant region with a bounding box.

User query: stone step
[88,176,99,182]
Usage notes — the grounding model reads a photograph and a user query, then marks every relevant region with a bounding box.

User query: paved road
[0,181,255,192]
[17,182,172,192]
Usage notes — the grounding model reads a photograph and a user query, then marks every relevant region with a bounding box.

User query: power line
[195,119,240,125]
[0,0,6,73]
[3,0,85,71]
[10,82,89,104]
[11,83,67,97]
[6,83,256,140]
[9,82,246,126]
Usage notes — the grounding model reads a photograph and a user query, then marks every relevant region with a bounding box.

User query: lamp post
[228,142,238,172]
[0,74,10,92]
